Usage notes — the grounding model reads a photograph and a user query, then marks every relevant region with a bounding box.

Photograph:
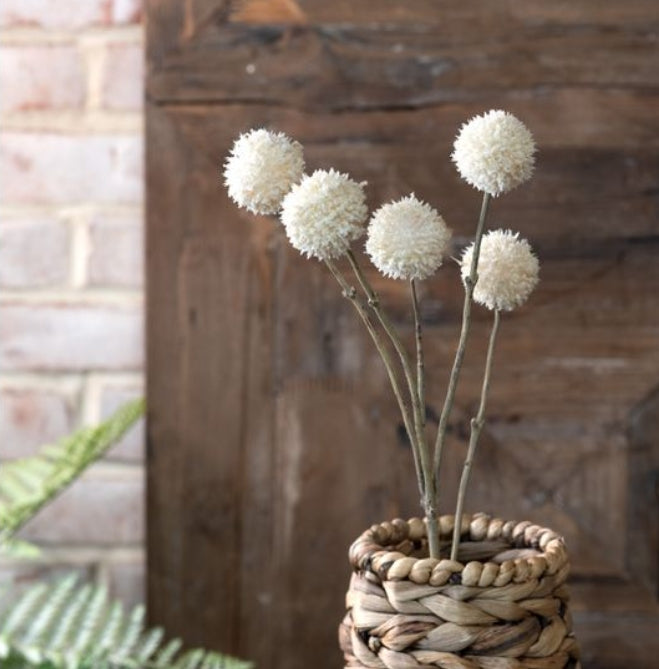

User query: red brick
[0,217,71,288]
[0,45,85,113]
[21,466,144,545]
[100,42,143,110]
[99,383,144,462]
[0,302,143,371]
[106,556,144,609]
[0,387,78,459]
[0,133,143,205]
[0,0,111,30]
[0,1,142,28]
[88,214,143,288]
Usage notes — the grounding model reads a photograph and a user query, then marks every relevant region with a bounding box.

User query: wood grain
[146,1,659,666]
[573,616,659,668]
[147,1,659,110]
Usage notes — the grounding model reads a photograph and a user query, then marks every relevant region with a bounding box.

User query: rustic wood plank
[228,0,659,27]
[140,104,659,240]
[626,385,659,605]
[147,2,659,666]
[148,13,659,108]
[272,380,417,669]
[147,100,659,664]
[234,221,279,660]
[146,105,422,664]
[571,582,659,614]
[146,104,276,654]
[573,616,659,667]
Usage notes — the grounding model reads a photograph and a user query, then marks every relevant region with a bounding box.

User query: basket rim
[349,513,569,587]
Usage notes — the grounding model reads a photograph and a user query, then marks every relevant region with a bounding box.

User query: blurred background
[0,0,145,608]
[2,1,659,669]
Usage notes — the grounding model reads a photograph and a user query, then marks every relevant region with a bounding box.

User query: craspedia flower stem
[324,258,426,499]
[410,278,443,560]
[347,250,424,454]
[347,249,440,557]
[431,192,491,505]
[450,309,501,561]
[410,279,425,433]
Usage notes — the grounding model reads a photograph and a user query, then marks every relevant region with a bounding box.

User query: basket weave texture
[339,514,581,669]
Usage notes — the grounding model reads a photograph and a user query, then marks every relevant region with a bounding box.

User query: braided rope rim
[349,513,569,587]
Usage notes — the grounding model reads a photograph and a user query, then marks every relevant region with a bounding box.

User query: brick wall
[0,0,145,609]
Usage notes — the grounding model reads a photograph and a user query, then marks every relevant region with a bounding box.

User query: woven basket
[339,514,581,669]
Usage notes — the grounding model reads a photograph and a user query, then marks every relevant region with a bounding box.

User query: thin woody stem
[324,259,425,498]
[450,309,501,561]
[410,278,440,559]
[346,250,440,558]
[346,250,425,458]
[410,279,425,430]
[432,192,491,494]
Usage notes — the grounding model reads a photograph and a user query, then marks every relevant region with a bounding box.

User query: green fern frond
[0,577,252,669]
[0,399,145,543]
[0,538,41,559]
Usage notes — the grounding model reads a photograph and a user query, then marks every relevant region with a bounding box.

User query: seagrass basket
[339,514,581,669]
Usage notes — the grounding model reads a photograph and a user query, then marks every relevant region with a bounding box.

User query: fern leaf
[87,601,124,655]
[70,585,108,654]
[154,639,183,666]
[19,575,78,648]
[0,582,49,637]
[131,627,165,663]
[174,649,206,669]
[111,603,146,659]
[0,577,252,669]
[0,538,41,559]
[42,582,93,653]
[0,399,144,542]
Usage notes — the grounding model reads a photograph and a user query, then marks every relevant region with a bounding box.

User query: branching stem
[346,251,426,456]
[410,280,425,429]
[324,259,425,498]
[346,250,440,557]
[450,309,501,561]
[410,278,441,558]
[432,192,491,503]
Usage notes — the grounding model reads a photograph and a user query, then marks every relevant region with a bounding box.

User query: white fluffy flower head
[462,229,539,311]
[224,128,304,215]
[366,195,451,280]
[280,169,368,260]
[452,110,536,197]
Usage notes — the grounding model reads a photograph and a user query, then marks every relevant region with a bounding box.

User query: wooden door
[146,2,659,667]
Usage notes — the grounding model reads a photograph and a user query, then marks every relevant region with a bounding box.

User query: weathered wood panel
[147,1,658,108]
[146,106,427,665]
[147,1,659,667]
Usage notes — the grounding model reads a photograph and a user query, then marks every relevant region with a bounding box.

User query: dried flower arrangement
[223,112,581,668]
[224,110,539,561]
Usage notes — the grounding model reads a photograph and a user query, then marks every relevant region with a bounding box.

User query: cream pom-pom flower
[461,229,539,311]
[224,128,305,215]
[451,110,536,197]
[365,195,451,280]
[280,169,368,260]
